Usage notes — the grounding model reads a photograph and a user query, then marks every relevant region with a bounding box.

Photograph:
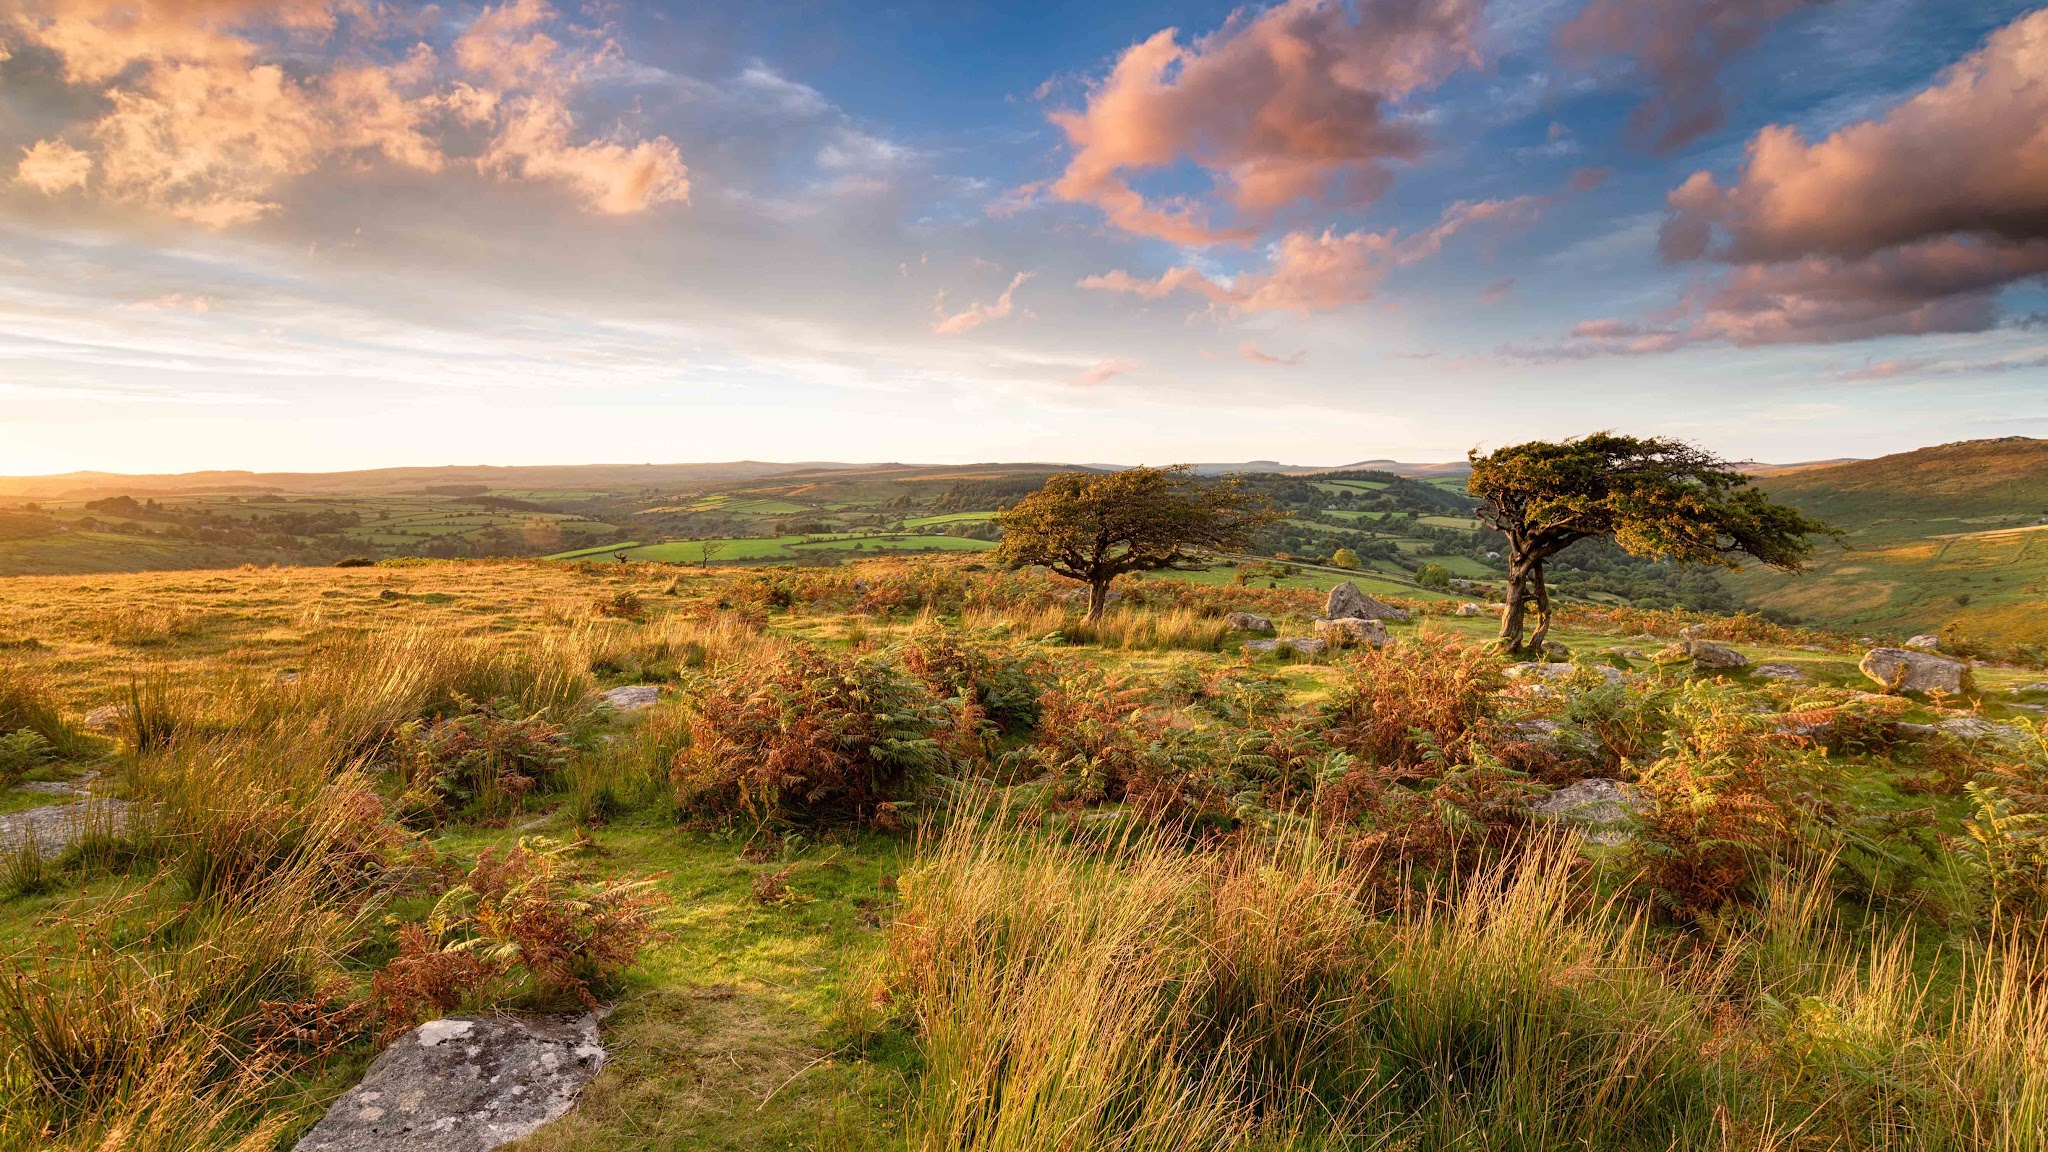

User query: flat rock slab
[0,798,131,854]
[294,1013,606,1152]
[596,685,662,712]
[1531,779,1646,847]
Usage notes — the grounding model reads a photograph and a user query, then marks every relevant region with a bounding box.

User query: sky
[1,0,2045,475]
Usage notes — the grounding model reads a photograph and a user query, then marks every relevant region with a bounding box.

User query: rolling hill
[1725,437,2048,646]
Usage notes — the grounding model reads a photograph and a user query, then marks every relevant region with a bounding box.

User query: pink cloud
[1560,10,2048,354]
[1558,0,1828,151]
[1079,194,1546,316]
[1478,277,1516,304]
[1046,0,1483,244]
[5,0,690,225]
[1238,340,1304,366]
[934,272,1032,335]
[1069,358,1139,387]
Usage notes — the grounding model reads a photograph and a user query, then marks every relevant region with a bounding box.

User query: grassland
[3,554,2046,1151]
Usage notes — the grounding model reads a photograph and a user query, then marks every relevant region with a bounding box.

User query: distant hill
[1725,438,2048,646]
[0,461,852,500]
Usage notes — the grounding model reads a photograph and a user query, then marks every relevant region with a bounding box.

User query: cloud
[934,271,1032,334]
[15,139,92,194]
[4,0,690,225]
[1557,0,1829,151]
[1478,276,1516,304]
[1069,358,1139,387]
[1079,194,1546,316]
[1045,0,1484,244]
[1238,340,1304,366]
[1557,10,2048,354]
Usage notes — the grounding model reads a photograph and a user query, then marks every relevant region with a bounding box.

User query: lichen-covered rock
[1455,603,1488,617]
[1312,617,1390,647]
[1324,582,1408,622]
[1935,717,2026,745]
[1243,637,1328,657]
[1753,663,1810,682]
[596,685,662,712]
[292,1013,606,1152]
[1507,662,1629,686]
[0,797,131,855]
[1529,779,1647,847]
[1905,634,1943,651]
[1223,612,1274,633]
[1687,641,1749,670]
[1861,648,1969,695]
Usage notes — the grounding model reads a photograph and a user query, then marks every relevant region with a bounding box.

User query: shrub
[672,644,951,827]
[0,729,54,787]
[593,588,646,620]
[393,696,573,822]
[372,838,666,1035]
[332,556,376,568]
[901,622,1043,733]
[1322,632,1505,769]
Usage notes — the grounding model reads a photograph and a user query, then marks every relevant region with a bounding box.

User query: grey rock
[13,770,98,797]
[1324,582,1408,622]
[0,798,131,855]
[1606,647,1647,661]
[1905,634,1943,652]
[1687,641,1749,670]
[2015,683,2048,695]
[293,1013,606,1152]
[1312,617,1391,647]
[596,685,662,712]
[1753,663,1810,682]
[1861,648,1969,695]
[1540,640,1572,662]
[1530,779,1647,847]
[1454,603,1488,617]
[1243,637,1328,657]
[1936,717,2026,744]
[1223,612,1274,633]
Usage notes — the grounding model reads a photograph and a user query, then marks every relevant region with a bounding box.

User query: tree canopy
[994,466,1279,618]
[1468,433,1832,653]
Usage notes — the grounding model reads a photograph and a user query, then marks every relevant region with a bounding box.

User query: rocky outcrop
[596,685,662,712]
[1455,603,1488,617]
[1861,648,1969,695]
[1324,583,1408,622]
[1905,634,1943,652]
[1529,779,1647,847]
[1506,662,1630,686]
[1223,612,1274,633]
[1312,617,1390,648]
[293,1013,607,1152]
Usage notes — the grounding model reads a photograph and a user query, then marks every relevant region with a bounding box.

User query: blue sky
[1,0,2043,474]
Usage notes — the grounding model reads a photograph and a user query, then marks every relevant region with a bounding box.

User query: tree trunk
[1499,556,1533,652]
[1527,557,1553,653]
[1087,578,1112,622]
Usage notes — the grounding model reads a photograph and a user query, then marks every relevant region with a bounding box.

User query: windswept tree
[1468,433,1831,654]
[995,466,1279,620]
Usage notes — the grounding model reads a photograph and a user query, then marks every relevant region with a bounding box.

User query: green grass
[566,535,997,564]
[901,511,997,527]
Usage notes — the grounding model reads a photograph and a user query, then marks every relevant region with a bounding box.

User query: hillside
[1726,437,2048,647]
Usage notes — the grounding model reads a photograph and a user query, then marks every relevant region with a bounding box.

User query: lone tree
[995,466,1279,620]
[1468,433,1831,655]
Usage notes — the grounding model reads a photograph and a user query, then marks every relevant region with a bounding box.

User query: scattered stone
[596,685,662,713]
[1861,648,1969,695]
[2015,683,2048,695]
[1530,779,1646,847]
[278,670,302,684]
[1506,662,1577,681]
[0,798,131,855]
[1687,641,1749,670]
[1753,663,1811,682]
[1324,582,1408,622]
[1243,637,1328,657]
[1935,717,2025,744]
[81,704,127,732]
[1455,603,1487,617]
[1540,640,1571,662]
[292,1013,607,1152]
[1312,617,1391,647]
[1223,612,1274,633]
[13,770,98,797]
[1605,646,1647,661]
[1905,634,1943,652]
[1656,640,1748,670]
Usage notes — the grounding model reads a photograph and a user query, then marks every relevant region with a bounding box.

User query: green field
[902,511,997,527]
[556,533,998,564]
